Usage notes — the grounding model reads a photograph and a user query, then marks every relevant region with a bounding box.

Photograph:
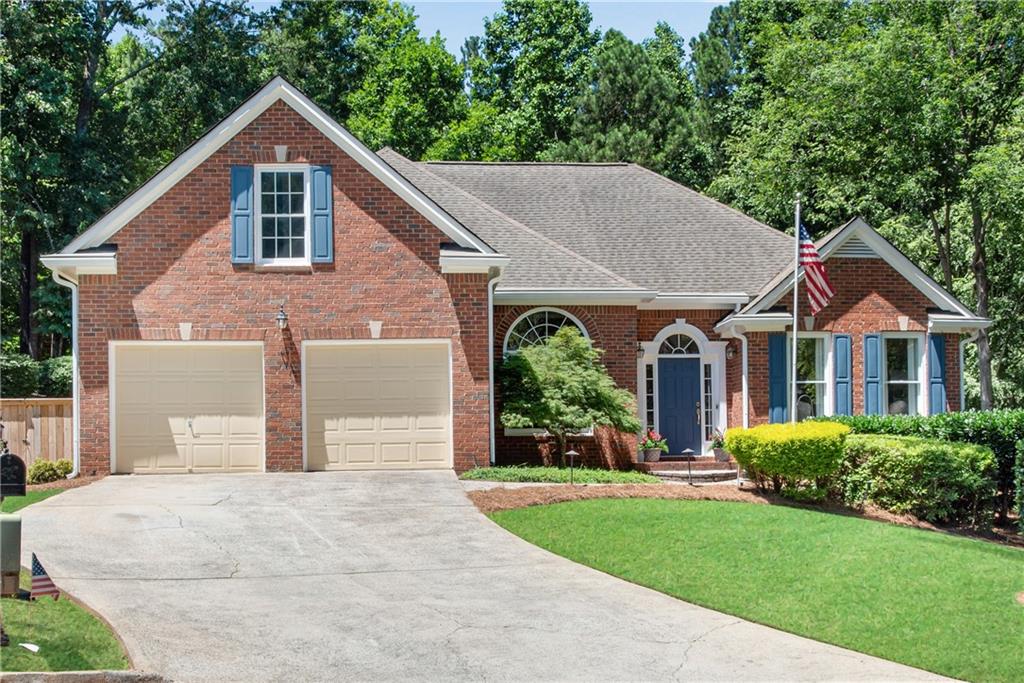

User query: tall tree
[546,30,700,184]
[468,0,599,159]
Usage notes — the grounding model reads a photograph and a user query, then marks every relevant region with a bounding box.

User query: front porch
[635,452,739,483]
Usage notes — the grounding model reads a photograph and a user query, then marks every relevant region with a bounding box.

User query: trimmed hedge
[820,411,1024,521]
[725,422,850,492]
[1016,440,1024,533]
[38,355,72,396]
[837,435,995,526]
[1,353,39,397]
[27,458,73,484]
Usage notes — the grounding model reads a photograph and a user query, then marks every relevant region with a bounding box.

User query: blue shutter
[768,333,788,423]
[310,165,333,263]
[928,334,947,415]
[230,166,254,264]
[834,334,852,416]
[863,334,882,415]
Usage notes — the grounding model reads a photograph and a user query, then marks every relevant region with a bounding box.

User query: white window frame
[881,332,926,416]
[786,331,833,420]
[254,163,312,266]
[502,307,589,355]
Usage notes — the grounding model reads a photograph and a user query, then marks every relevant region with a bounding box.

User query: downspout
[487,272,504,464]
[50,270,80,478]
[959,331,979,412]
[736,329,750,428]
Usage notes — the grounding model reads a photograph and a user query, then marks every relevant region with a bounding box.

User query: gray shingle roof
[379,149,793,295]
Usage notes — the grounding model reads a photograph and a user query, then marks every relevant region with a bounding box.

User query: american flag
[799,224,835,314]
[31,553,60,601]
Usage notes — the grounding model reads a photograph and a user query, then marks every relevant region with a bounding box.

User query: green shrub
[837,434,995,526]
[38,355,72,396]
[27,458,73,484]
[821,411,1024,521]
[1,353,39,397]
[725,422,850,491]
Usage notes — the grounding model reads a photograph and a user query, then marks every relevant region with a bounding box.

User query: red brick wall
[744,257,962,425]
[76,100,490,474]
[492,305,638,467]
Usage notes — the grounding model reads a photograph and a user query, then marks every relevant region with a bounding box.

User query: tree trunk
[970,196,993,410]
[929,208,953,290]
[18,229,37,358]
[554,432,568,468]
[74,1,108,139]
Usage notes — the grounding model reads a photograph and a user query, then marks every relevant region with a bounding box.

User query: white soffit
[61,77,493,256]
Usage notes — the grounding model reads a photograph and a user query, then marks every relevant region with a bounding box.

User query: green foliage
[27,458,72,485]
[1,353,39,397]
[424,100,517,161]
[724,422,850,491]
[1015,440,1024,533]
[500,326,640,465]
[544,29,701,184]
[837,434,995,526]
[38,355,72,397]
[460,466,658,484]
[821,411,1024,521]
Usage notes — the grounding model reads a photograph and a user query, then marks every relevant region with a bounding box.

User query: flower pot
[713,447,730,462]
[643,448,662,463]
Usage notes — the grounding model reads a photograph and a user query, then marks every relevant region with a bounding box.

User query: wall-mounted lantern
[276,304,288,331]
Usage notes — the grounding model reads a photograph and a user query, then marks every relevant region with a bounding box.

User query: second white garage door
[304,342,452,470]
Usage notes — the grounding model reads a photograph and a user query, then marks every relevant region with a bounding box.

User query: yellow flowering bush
[725,422,851,492]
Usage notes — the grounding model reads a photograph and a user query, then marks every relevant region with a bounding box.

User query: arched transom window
[504,308,588,354]
[659,333,699,355]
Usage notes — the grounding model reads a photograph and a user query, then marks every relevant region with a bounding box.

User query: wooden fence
[0,398,73,465]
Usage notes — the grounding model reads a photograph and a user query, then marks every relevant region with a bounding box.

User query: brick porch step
[636,456,735,472]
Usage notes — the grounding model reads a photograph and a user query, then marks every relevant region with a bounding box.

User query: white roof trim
[736,218,975,319]
[41,253,117,278]
[439,251,510,274]
[639,293,750,310]
[714,312,792,333]
[928,313,992,333]
[62,77,493,255]
[494,288,657,306]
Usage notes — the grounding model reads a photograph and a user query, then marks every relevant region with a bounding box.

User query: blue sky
[113,2,723,57]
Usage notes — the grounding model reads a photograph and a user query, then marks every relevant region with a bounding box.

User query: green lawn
[461,466,659,484]
[1,487,129,673]
[1,489,63,514]
[491,499,1024,683]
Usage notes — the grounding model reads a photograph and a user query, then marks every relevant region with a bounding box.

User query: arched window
[659,333,699,355]
[503,308,588,354]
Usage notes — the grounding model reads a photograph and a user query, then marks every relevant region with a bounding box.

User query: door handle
[696,402,701,421]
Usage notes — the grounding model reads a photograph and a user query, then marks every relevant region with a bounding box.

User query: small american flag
[31,553,60,601]
[799,224,835,314]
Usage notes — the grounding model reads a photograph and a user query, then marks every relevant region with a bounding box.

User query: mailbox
[0,452,27,498]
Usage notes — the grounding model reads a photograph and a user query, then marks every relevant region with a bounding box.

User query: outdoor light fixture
[726,343,737,360]
[276,304,288,330]
[636,341,644,357]
[566,449,579,486]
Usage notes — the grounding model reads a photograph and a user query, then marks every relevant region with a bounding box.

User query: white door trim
[108,340,266,474]
[300,338,455,471]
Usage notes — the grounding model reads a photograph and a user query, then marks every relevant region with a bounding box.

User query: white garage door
[113,344,264,474]
[305,343,452,470]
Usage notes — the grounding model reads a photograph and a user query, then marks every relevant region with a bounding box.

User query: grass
[460,466,659,484]
[491,498,1024,683]
[1,489,63,514]
[1,486,129,673]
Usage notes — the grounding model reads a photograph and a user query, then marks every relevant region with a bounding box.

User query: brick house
[42,78,989,476]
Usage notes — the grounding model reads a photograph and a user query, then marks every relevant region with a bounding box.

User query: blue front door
[657,358,702,454]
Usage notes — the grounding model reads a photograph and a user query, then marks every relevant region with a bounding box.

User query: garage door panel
[306,343,451,470]
[115,345,263,474]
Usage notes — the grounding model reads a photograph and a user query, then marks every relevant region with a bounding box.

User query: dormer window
[256,165,310,265]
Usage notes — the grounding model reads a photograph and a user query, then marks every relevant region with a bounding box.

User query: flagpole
[792,193,800,424]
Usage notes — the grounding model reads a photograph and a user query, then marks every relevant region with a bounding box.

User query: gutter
[49,269,80,478]
[487,273,504,464]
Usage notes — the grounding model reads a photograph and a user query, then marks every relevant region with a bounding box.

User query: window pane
[290,194,303,213]
[261,193,274,213]
[796,338,821,382]
[886,338,912,381]
[261,217,274,237]
[274,194,288,213]
[290,172,303,191]
[887,383,916,415]
[506,311,583,352]
[291,217,304,237]
[262,238,276,259]
[261,172,273,191]
[275,238,290,258]
[291,238,304,257]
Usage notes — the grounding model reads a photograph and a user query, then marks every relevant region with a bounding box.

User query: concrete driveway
[19,472,945,682]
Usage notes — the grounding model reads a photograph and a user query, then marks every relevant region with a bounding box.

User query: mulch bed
[28,475,104,491]
[469,482,1024,548]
